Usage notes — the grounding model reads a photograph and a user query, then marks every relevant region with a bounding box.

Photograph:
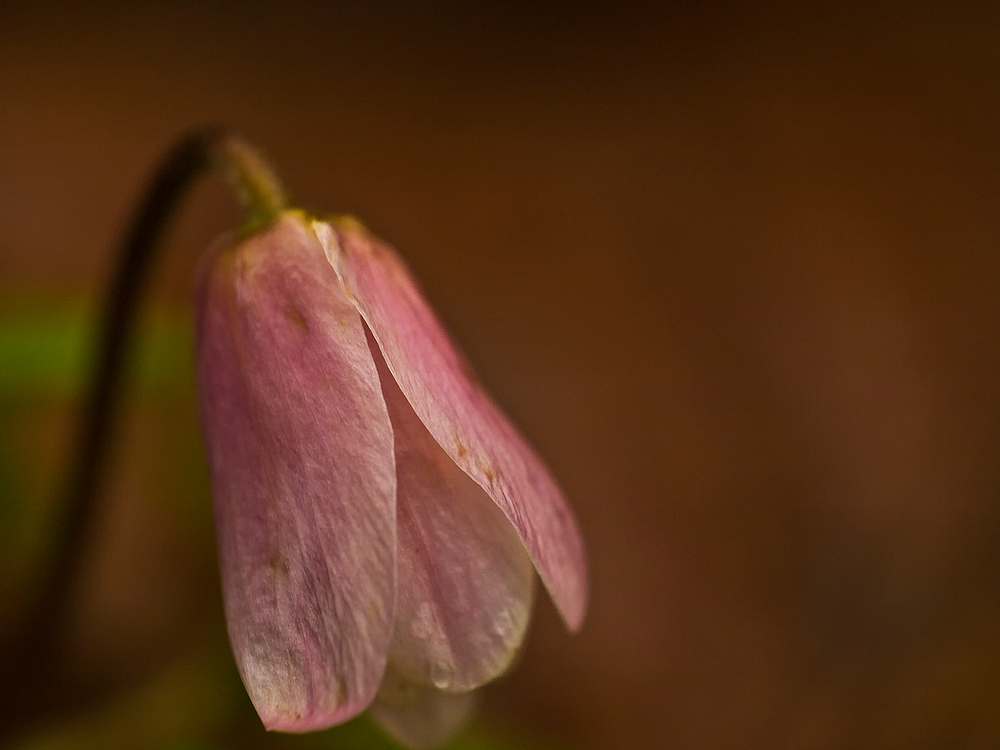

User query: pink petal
[370,663,477,750]
[370,330,535,693]
[315,219,588,630]
[195,213,397,731]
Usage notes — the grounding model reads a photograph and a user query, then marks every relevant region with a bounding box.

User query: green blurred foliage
[0,300,210,629]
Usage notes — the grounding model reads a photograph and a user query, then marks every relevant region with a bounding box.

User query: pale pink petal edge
[314,219,588,631]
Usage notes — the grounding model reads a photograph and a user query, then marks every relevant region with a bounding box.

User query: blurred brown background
[2,1,1000,748]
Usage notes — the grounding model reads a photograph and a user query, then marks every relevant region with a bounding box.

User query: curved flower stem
[1,128,288,732]
[211,133,291,230]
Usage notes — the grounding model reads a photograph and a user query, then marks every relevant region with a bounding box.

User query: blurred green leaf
[0,301,194,400]
[0,306,88,397]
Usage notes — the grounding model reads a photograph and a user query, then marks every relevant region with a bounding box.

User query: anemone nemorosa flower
[195,210,587,748]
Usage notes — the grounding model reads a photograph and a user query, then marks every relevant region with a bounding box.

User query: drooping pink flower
[195,210,587,748]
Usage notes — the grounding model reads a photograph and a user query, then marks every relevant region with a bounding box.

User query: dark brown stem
[0,127,288,739]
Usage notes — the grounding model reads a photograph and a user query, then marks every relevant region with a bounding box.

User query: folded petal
[315,219,587,631]
[369,330,535,693]
[195,212,397,731]
[370,663,477,750]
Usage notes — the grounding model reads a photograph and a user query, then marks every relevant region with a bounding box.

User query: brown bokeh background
[3,2,1000,748]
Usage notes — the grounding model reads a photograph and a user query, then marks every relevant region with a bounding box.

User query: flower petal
[369,330,535,693]
[315,219,588,630]
[195,213,397,731]
[370,663,477,750]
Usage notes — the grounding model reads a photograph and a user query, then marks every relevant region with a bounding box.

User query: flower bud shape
[195,211,587,748]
